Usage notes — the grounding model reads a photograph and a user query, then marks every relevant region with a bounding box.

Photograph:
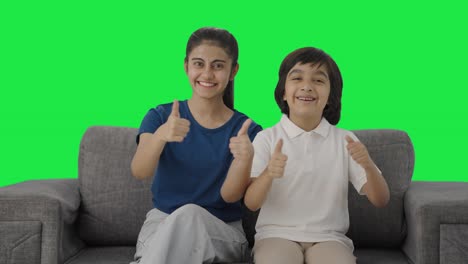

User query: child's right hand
[266,139,288,179]
[157,100,190,142]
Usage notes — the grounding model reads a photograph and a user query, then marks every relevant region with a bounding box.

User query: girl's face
[283,62,330,122]
[185,42,238,102]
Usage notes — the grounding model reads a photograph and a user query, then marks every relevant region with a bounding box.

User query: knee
[173,204,206,215]
[253,239,303,264]
[169,204,208,223]
[305,241,356,264]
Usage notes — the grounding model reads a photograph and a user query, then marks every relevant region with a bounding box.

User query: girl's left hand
[345,135,374,170]
[229,119,254,161]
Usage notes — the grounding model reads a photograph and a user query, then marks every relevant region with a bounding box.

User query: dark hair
[274,47,343,125]
[185,27,238,110]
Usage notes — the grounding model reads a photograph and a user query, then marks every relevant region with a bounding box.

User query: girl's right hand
[266,139,288,179]
[157,100,190,142]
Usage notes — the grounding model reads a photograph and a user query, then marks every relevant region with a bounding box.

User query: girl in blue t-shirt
[130,27,262,264]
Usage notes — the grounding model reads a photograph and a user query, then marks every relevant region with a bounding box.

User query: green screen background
[1,1,467,187]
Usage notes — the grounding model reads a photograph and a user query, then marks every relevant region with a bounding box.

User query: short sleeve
[251,131,271,178]
[247,121,263,142]
[347,132,368,195]
[136,105,168,144]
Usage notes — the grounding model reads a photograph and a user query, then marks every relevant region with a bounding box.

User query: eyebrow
[288,68,329,79]
[191,58,227,63]
[315,70,329,79]
[288,69,303,76]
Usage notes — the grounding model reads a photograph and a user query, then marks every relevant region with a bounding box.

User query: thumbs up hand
[159,100,190,142]
[345,135,373,170]
[266,139,288,179]
[229,119,254,161]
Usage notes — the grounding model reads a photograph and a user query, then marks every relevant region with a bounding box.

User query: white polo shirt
[251,115,369,251]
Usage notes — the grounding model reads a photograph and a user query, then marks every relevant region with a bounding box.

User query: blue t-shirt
[137,100,262,222]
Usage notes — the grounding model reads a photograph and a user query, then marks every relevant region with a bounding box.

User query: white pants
[131,204,249,264]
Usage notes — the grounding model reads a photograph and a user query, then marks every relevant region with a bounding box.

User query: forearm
[131,130,167,180]
[244,170,273,211]
[364,162,390,207]
[221,158,252,203]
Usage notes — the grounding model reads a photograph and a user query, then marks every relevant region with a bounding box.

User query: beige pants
[253,238,356,264]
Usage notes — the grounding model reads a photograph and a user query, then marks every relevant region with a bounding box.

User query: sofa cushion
[347,130,414,247]
[354,248,410,264]
[64,246,135,264]
[78,126,152,246]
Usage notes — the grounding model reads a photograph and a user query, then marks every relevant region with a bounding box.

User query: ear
[184,60,188,75]
[230,64,239,81]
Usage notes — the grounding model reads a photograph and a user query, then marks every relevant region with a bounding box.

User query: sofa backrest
[78,127,414,248]
[347,129,414,248]
[243,129,415,248]
[78,126,152,246]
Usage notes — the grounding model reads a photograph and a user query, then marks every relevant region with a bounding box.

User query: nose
[201,67,215,79]
[301,83,313,92]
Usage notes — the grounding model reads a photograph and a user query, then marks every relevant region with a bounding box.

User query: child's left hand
[229,119,254,161]
[345,135,374,170]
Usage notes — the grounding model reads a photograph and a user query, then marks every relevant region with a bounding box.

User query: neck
[289,114,322,132]
[187,96,233,129]
[188,96,228,117]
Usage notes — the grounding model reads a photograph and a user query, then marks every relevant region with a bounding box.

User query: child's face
[185,42,238,102]
[283,62,330,122]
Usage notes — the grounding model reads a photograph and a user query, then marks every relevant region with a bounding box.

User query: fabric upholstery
[0,221,42,264]
[3,126,467,264]
[0,179,84,264]
[403,181,468,264]
[78,126,153,245]
[354,249,410,264]
[64,247,135,264]
[347,129,414,248]
[440,224,468,264]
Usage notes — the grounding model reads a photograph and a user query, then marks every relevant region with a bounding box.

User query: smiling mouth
[198,81,217,88]
[296,96,316,102]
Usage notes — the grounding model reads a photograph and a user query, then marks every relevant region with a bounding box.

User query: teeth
[297,97,315,101]
[199,81,215,87]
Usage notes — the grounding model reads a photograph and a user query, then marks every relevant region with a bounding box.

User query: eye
[213,63,224,70]
[193,61,203,67]
[291,76,302,81]
[315,79,326,83]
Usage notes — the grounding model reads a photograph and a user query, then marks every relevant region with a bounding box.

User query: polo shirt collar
[280,114,331,138]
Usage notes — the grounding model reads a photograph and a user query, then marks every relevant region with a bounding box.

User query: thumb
[345,135,355,144]
[171,100,180,118]
[237,119,252,136]
[274,139,283,154]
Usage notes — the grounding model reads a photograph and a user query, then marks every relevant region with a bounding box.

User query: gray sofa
[1,126,467,264]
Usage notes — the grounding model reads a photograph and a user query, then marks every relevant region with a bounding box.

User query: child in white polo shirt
[244,47,390,264]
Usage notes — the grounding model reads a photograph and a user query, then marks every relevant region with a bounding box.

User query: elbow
[220,189,242,203]
[245,203,260,212]
[223,196,239,204]
[131,160,151,180]
[372,193,390,208]
[131,166,144,180]
[243,196,261,212]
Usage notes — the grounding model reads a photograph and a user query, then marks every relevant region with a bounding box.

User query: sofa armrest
[0,179,85,264]
[403,181,468,264]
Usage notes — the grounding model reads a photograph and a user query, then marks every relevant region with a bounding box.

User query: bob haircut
[274,47,343,125]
